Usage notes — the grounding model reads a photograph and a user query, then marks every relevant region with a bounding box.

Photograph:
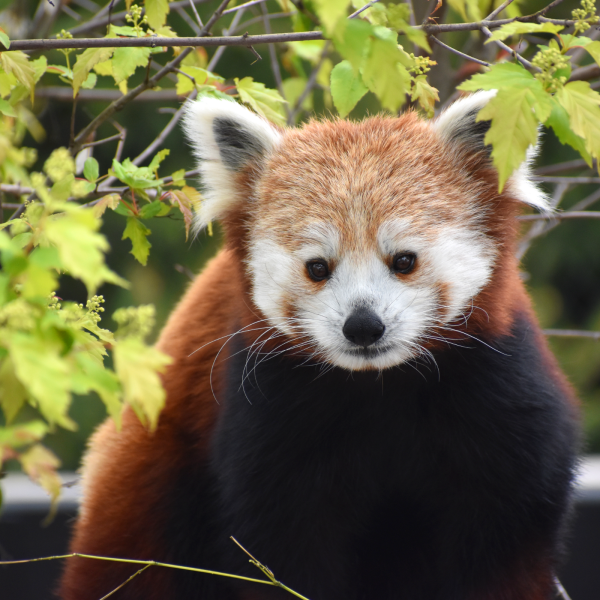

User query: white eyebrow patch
[377,219,425,257]
[295,223,341,262]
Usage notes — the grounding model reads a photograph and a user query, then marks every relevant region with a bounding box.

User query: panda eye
[307,260,329,282]
[392,252,416,274]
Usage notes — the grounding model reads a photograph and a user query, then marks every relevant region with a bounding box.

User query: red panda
[60,93,580,600]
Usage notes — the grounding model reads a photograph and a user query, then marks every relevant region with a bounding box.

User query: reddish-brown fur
[60,111,576,599]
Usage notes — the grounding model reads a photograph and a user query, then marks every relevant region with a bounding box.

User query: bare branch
[570,63,600,82]
[288,42,330,124]
[486,0,516,21]
[481,25,537,70]
[544,329,600,341]
[518,211,600,221]
[531,176,600,184]
[222,0,268,16]
[6,31,324,52]
[430,36,490,67]
[36,87,180,102]
[188,0,204,29]
[70,0,235,155]
[81,132,123,148]
[349,0,381,19]
[535,158,591,175]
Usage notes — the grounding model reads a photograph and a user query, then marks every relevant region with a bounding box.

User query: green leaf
[583,41,600,68]
[0,51,35,94]
[556,81,600,164]
[73,353,122,427]
[333,18,373,72]
[176,66,224,95]
[477,83,551,191]
[313,0,350,34]
[0,357,28,423]
[458,61,538,93]
[148,148,170,173]
[113,338,172,430]
[122,217,152,265]
[545,98,592,166]
[330,60,368,117]
[111,158,164,190]
[0,421,48,448]
[19,444,62,507]
[485,22,564,43]
[0,30,10,50]
[111,47,152,84]
[84,157,100,183]
[139,200,164,219]
[9,333,75,430]
[145,0,170,29]
[235,77,288,126]
[0,98,15,117]
[411,75,439,118]
[72,47,114,97]
[360,34,411,112]
[45,207,126,294]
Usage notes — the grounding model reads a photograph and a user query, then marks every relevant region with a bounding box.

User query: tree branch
[429,36,490,67]
[69,0,235,155]
[544,329,600,341]
[518,211,600,221]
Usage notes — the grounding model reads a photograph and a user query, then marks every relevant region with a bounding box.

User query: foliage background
[0,0,599,484]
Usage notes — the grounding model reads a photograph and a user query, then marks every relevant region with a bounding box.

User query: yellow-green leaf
[111,47,152,84]
[0,421,48,449]
[411,75,439,118]
[545,97,592,166]
[93,193,121,218]
[0,51,35,94]
[330,60,368,117]
[556,81,600,164]
[235,77,287,126]
[72,47,114,96]
[145,0,170,30]
[0,357,28,423]
[583,41,600,68]
[19,444,62,507]
[485,22,564,43]
[313,0,350,34]
[477,84,550,191]
[122,217,152,265]
[361,35,410,112]
[113,338,172,430]
[458,61,538,93]
[9,333,74,430]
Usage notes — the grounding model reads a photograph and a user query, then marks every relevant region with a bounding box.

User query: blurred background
[0,0,599,597]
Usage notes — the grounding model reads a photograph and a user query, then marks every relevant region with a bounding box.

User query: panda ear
[433,90,550,213]
[183,97,282,231]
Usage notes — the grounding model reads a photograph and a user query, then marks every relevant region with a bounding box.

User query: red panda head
[183,94,548,371]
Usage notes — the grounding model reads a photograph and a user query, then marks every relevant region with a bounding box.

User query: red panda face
[183,94,549,371]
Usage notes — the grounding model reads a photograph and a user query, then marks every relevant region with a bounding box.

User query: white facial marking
[248,219,496,371]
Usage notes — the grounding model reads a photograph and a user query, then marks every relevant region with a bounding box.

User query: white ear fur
[434,90,550,213]
[183,97,282,231]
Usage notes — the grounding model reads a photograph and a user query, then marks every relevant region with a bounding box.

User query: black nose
[343,308,385,348]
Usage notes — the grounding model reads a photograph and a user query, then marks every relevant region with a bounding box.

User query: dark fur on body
[165,313,577,600]
[60,97,580,600]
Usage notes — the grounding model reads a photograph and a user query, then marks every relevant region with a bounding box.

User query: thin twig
[36,87,180,102]
[518,211,600,221]
[349,0,380,19]
[481,25,537,70]
[70,0,235,156]
[206,7,247,71]
[222,0,268,16]
[544,329,600,341]
[81,132,123,148]
[535,158,591,175]
[0,553,280,588]
[188,0,204,29]
[486,0,516,21]
[430,36,490,67]
[288,41,330,124]
[98,564,152,600]
[531,176,600,184]
[261,3,289,119]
